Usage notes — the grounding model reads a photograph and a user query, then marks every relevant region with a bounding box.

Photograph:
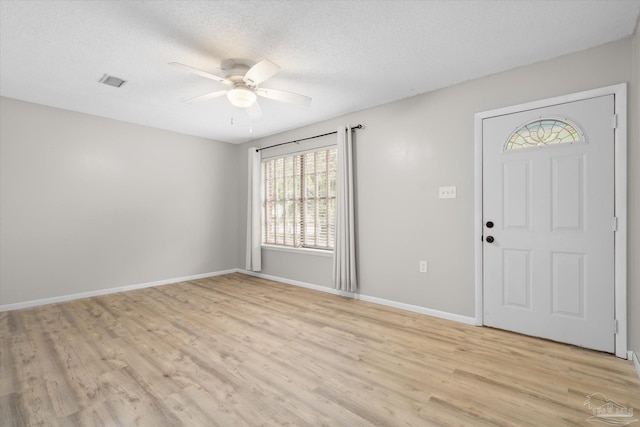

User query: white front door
[482,95,615,352]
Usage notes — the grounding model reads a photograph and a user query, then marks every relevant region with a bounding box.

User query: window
[505,118,584,151]
[262,148,337,250]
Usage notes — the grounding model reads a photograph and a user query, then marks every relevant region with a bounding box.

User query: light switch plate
[439,186,457,199]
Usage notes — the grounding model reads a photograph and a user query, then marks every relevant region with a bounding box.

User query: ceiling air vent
[98,74,127,88]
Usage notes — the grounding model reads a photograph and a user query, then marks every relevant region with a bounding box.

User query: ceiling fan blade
[255,88,311,106]
[245,100,262,121]
[169,62,232,86]
[243,59,281,86]
[182,90,228,103]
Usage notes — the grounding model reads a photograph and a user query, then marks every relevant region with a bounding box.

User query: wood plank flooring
[1,273,639,426]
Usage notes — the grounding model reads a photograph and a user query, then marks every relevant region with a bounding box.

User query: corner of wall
[630,21,640,358]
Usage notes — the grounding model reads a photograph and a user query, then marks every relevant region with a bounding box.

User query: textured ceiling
[1,1,639,144]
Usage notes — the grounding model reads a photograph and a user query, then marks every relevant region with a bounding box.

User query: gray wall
[237,37,635,330]
[0,97,239,305]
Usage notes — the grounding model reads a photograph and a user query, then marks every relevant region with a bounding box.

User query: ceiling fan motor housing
[221,58,255,84]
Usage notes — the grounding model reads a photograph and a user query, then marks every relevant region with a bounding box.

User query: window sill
[261,245,334,258]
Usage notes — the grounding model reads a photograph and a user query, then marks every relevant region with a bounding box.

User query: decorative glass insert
[505,118,584,151]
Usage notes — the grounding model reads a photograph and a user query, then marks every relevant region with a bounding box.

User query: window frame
[261,146,337,252]
[503,117,586,151]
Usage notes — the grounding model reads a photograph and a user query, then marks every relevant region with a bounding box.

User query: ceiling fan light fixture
[227,86,256,108]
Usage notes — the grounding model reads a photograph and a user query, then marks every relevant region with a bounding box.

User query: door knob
[486,236,495,243]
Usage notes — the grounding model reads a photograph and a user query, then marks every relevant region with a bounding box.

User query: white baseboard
[241,270,344,295]
[239,270,476,326]
[631,351,640,382]
[357,293,477,325]
[0,269,238,312]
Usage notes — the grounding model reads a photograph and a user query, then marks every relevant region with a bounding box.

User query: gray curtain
[245,147,262,271]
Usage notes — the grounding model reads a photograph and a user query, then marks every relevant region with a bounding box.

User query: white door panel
[483,95,614,352]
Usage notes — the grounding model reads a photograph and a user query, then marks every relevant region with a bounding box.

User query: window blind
[262,147,336,250]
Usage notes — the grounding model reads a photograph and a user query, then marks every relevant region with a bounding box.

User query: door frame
[474,83,628,358]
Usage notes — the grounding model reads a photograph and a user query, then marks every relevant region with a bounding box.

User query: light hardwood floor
[1,273,639,426]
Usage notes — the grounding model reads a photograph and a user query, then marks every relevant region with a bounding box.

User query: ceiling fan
[169,58,311,119]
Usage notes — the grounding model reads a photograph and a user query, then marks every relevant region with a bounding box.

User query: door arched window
[504,118,584,151]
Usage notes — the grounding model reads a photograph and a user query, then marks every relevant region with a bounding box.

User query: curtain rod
[256,124,363,152]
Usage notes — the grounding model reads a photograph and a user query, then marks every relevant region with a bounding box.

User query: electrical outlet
[419,261,428,273]
[439,186,457,199]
